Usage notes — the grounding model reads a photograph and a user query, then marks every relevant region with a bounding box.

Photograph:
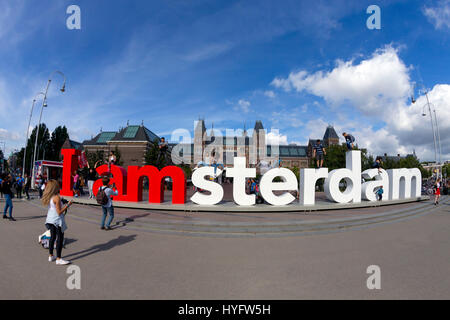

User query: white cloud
[0,128,23,156]
[272,46,450,161]
[423,0,450,30]
[0,128,22,141]
[234,99,251,113]
[264,90,276,98]
[183,42,233,62]
[271,108,303,128]
[266,131,288,146]
[272,46,412,116]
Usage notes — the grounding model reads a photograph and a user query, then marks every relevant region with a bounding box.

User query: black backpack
[96,186,109,205]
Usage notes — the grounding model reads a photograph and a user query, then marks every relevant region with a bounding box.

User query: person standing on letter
[342,132,355,151]
[157,137,169,168]
[312,139,326,168]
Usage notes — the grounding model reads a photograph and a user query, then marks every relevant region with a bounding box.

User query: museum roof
[82,131,118,146]
[267,145,308,158]
[323,125,339,141]
[109,125,160,143]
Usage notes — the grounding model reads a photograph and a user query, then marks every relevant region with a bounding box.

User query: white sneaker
[48,256,56,262]
[56,259,71,265]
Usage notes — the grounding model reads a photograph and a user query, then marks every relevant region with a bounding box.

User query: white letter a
[66,5,81,30]
[366,5,381,30]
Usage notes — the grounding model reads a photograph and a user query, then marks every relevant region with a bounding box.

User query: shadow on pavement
[15,214,47,221]
[64,238,78,246]
[114,213,151,228]
[64,235,137,261]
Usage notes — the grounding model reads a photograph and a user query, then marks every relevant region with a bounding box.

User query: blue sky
[0,0,449,162]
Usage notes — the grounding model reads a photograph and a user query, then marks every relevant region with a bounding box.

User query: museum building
[77,120,340,170]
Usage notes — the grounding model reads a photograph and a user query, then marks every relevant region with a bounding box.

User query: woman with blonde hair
[42,180,73,265]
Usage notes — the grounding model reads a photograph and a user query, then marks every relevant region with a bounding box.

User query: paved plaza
[0,195,449,299]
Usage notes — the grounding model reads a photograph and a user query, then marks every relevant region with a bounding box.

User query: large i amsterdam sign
[60,149,422,206]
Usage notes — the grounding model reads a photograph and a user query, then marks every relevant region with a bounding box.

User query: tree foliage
[317,143,372,171]
[49,126,69,160]
[13,124,69,174]
[145,139,165,169]
[86,149,105,168]
[443,163,449,178]
[113,146,123,167]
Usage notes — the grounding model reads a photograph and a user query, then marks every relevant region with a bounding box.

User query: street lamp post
[31,71,66,188]
[413,83,443,180]
[22,92,45,178]
[422,90,438,165]
[433,109,442,165]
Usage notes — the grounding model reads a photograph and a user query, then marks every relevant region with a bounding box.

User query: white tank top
[49,197,62,210]
[45,196,66,231]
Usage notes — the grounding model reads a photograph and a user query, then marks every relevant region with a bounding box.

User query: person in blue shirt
[372,156,383,174]
[375,186,384,201]
[2,174,15,221]
[342,132,355,151]
[312,139,326,168]
[250,179,257,194]
[15,174,24,199]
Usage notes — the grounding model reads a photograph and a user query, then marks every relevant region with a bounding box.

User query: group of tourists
[1,131,446,266]
[40,167,118,265]
[41,155,120,264]
[312,131,443,203]
[0,149,124,265]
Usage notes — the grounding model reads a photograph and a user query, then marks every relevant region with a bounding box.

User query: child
[72,171,80,197]
[375,186,384,201]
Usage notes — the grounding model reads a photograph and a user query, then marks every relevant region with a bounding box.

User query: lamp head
[60,83,66,93]
[422,113,426,117]
[43,101,48,107]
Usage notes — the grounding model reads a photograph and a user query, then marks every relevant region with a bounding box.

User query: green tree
[86,149,105,168]
[113,146,123,166]
[49,126,69,160]
[178,162,193,179]
[443,163,449,178]
[291,166,300,181]
[322,144,346,170]
[145,139,165,169]
[18,124,51,174]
